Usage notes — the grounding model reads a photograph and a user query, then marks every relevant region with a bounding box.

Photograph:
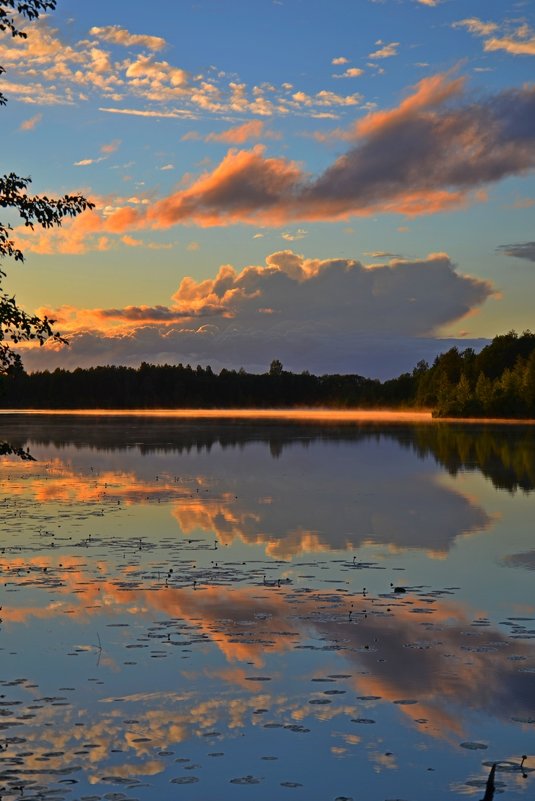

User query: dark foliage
[1,0,94,455]
[0,362,383,409]
[2,330,535,419]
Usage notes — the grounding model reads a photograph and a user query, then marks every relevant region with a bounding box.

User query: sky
[2,0,535,378]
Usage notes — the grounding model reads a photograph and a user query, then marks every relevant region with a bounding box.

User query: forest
[1,330,535,417]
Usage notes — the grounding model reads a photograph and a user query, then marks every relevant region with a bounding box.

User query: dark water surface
[0,413,533,801]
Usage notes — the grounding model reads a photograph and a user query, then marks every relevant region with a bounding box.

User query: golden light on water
[0,408,433,422]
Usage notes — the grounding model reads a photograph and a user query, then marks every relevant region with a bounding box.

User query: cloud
[281,229,308,241]
[455,18,535,57]
[26,250,494,378]
[19,112,42,130]
[89,25,167,51]
[205,120,273,143]
[512,196,535,208]
[453,18,498,37]
[15,72,535,252]
[100,138,121,154]
[99,106,196,118]
[368,40,399,59]
[332,56,349,65]
[96,73,535,229]
[496,241,535,262]
[73,156,106,166]
[417,0,439,6]
[364,250,403,259]
[1,21,367,118]
[333,67,364,79]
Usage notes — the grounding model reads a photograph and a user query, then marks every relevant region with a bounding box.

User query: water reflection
[0,414,533,800]
[1,417,498,557]
[4,412,535,492]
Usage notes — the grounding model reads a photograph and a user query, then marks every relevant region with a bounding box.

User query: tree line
[1,330,535,416]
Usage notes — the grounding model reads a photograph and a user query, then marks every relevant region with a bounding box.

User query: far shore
[1,408,535,424]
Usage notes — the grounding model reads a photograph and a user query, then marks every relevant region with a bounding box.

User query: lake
[0,411,533,801]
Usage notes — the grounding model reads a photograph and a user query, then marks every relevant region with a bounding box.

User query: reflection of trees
[5,415,535,492]
[408,424,535,493]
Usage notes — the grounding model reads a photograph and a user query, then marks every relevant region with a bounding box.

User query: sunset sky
[3,0,535,377]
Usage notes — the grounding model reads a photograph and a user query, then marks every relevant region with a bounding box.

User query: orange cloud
[355,71,465,137]
[19,112,42,130]
[13,73,535,254]
[205,120,273,143]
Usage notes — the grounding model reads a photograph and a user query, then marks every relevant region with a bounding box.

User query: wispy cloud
[74,156,106,166]
[281,229,308,241]
[497,242,535,262]
[99,107,196,119]
[89,25,167,52]
[19,112,42,130]
[101,139,121,154]
[454,18,535,57]
[206,120,275,143]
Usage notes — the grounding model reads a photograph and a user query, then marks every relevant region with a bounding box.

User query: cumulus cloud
[333,67,364,79]
[368,40,399,59]
[89,25,167,51]
[26,250,494,378]
[496,241,535,262]
[1,21,360,118]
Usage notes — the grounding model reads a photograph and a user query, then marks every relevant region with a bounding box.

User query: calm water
[0,413,533,801]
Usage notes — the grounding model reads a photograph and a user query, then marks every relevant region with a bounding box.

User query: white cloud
[0,20,370,118]
[368,41,399,59]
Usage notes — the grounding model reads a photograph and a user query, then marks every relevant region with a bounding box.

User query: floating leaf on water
[460,742,488,750]
[230,775,261,784]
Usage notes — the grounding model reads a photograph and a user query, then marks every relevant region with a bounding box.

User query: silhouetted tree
[0,0,94,456]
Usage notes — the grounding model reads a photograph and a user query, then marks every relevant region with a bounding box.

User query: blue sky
[2,0,535,377]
